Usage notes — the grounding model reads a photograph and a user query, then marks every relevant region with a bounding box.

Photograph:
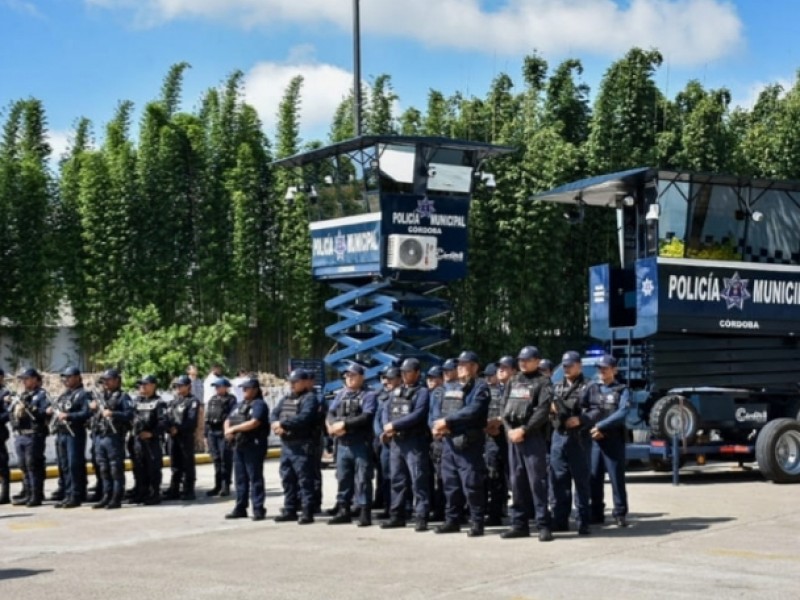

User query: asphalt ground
[1,461,797,600]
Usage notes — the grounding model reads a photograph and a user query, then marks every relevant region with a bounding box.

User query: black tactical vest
[440,385,465,418]
[596,383,626,418]
[134,396,161,433]
[169,394,193,427]
[389,385,419,420]
[279,395,301,420]
[333,389,365,419]
[487,384,505,420]
[98,390,129,436]
[554,376,589,413]
[206,393,233,426]
[506,378,535,424]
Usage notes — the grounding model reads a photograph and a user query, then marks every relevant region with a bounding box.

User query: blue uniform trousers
[389,435,430,520]
[132,435,162,495]
[234,442,267,516]
[550,429,592,528]
[590,432,628,520]
[15,433,46,498]
[484,433,508,521]
[335,438,374,509]
[442,435,486,526]
[508,432,551,531]
[206,429,233,487]
[56,431,87,502]
[279,439,316,515]
[96,434,126,499]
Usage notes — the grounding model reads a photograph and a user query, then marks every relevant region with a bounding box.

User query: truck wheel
[649,395,699,446]
[756,418,800,483]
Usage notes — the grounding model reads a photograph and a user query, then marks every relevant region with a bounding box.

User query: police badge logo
[415,196,436,219]
[721,272,751,310]
[334,231,347,261]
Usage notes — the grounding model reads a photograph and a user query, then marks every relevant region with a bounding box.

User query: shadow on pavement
[628,469,763,485]
[0,568,54,581]
[598,516,735,537]
[0,512,34,520]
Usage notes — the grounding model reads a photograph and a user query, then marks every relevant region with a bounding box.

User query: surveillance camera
[428,167,437,178]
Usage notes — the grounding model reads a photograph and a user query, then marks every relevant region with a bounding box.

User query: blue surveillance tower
[273,135,512,392]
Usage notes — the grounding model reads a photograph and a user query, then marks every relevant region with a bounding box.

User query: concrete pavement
[1,461,797,599]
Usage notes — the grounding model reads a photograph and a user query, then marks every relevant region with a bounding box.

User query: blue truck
[537,168,800,483]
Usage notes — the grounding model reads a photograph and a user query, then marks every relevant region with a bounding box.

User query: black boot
[357,507,372,527]
[142,488,162,506]
[162,485,180,500]
[219,481,231,497]
[206,474,222,497]
[180,484,196,501]
[49,488,65,502]
[26,490,43,507]
[0,479,10,505]
[92,494,111,509]
[328,508,352,525]
[12,482,29,502]
[106,490,123,510]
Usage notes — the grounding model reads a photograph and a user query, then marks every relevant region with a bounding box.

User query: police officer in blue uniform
[0,369,11,504]
[432,351,491,537]
[271,369,319,524]
[50,367,92,508]
[550,351,601,534]
[373,367,401,519]
[92,368,134,510]
[205,378,237,497]
[225,377,270,521]
[165,375,200,501]
[483,362,508,526]
[130,374,167,505]
[426,365,446,522]
[380,357,431,532]
[589,355,631,527]
[501,346,554,541]
[327,363,377,527]
[10,369,49,507]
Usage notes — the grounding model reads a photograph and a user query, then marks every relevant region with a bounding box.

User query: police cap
[540,359,554,372]
[383,367,401,379]
[212,377,231,387]
[137,374,158,386]
[561,351,582,367]
[442,358,458,372]
[343,363,365,376]
[517,346,541,361]
[457,350,480,364]
[239,377,261,389]
[173,375,192,387]
[496,356,515,369]
[288,368,312,383]
[100,368,121,381]
[426,366,443,379]
[483,363,498,377]
[399,358,421,372]
[18,367,42,380]
[61,366,81,378]
[597,355,618,368]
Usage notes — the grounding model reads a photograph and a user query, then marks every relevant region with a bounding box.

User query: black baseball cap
[137,374,158,386]
[400,358,421,372]
[518,346,541,360]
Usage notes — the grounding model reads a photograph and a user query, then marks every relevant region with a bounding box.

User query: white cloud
[244,49,353,141]
[732,77,794,111]
[47,129,73,163]
[2,0,43,18]
[87,0,744,66]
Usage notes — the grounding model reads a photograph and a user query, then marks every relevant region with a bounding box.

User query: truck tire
[649,395,699,446]
[756,418,800,483]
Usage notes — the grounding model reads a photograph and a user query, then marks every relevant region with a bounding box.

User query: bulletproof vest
[554,376,588,414]
[440,384,465,418]
[597,383,625,416]
[170,394,197,426]
[134,395,161,433]
[98,389,129,436]
[389,384,419,421]
[333,389,365,419]
[12,390,45,433]
[234,399,267,445]
[206,393,232,426]
[506,376,536,424]
[278,394,301,420]
[487,384,505,419]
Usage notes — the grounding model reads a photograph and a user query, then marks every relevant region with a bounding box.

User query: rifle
[50,395,76,437]
[93,390,117,434]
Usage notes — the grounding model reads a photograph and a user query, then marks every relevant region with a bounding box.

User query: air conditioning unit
[386,234,438,271]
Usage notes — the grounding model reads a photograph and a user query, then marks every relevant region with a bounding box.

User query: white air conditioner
[386,234,438,271]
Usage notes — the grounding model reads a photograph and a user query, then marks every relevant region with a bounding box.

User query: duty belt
[17,429,35,435]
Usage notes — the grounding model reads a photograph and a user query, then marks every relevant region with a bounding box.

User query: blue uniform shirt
[62,387,92,428]
[427,385,445,429]
[442,378,491,435]
[593,382,631,432]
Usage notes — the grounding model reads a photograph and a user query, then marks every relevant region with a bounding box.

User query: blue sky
[0,0,798,160]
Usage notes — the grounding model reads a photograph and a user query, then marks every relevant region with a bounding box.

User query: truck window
[658,181,689,257]
[685,183,743,261]
[746,189,800,264]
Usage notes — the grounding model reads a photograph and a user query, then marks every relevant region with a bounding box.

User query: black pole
[353,0,362,137]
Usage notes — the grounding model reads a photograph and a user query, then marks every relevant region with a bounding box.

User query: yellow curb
[7,447,282,482]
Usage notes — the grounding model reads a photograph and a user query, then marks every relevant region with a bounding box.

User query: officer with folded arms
[431,351,491,537]
[49,367,92,508]
[380,357,431,532]
[271,369,319,524]
[550,351,601,534]
[327,363,377,527]
[501,346,554,542]
[11,369,50,507]
[589,355,631,527]
[92,368,134,510]
[205,378,237,497]
[225,377,270,521]
[130,375,167,505]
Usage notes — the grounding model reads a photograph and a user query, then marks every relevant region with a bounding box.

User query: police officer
[130,375,166,505]
[165,375,200,501]
[92,368,134,509]
[589,355,631,527]
[9,369,49,507]
[327,363,377,527]
[205,377,237,497]
[271,369,318,524]
[373,367,401,519]
[431,351,491,537]
[484,362,508,526]
[426,365,446,522]
[550,351,600,535]
[49,367,91,508]
[225,377,270,521]
[501,346,554,541]
[380,357,431,532]
[0,368,11,504]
